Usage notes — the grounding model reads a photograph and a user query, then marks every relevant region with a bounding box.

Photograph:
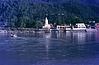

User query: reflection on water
[0,31,99,65]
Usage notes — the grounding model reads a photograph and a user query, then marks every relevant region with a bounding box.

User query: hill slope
[0,0,99,27]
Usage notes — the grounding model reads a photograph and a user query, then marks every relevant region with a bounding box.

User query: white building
[73,23,86,31]
[43,17,51,32]
[57,25,71,31]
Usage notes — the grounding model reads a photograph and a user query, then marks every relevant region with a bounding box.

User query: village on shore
[0,17,99,34]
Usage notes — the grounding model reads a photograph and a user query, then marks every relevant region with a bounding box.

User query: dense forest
[0,0,99,28]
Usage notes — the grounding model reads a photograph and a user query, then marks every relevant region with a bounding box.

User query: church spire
[45,17,48,25]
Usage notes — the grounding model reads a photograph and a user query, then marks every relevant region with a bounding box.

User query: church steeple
[43,17,51,33]
[43,17,51,29]
[45,17,48,25]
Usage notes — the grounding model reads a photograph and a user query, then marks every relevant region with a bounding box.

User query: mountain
[0,0,99,27]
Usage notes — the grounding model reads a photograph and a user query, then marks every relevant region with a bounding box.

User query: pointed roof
[45,17,49,25]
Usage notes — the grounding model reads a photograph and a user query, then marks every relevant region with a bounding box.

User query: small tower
[45,17,49,25]
[43,17,51,32]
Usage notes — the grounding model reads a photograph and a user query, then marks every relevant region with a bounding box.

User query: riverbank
[1,28,98,34]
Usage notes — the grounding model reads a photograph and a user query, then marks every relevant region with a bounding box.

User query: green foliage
[0,0,99,28]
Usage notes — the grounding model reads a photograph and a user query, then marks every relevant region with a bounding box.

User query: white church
[43,17,51,30]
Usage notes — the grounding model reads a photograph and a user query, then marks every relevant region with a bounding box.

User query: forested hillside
[0,0,99,28]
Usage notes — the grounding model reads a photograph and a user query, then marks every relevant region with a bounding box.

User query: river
[0,31,99,65]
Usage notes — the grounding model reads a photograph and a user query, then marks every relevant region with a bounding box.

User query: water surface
[0,31,99,65]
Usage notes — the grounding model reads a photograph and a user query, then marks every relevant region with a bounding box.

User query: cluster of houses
[43,17,99,32]
[0,17,99,34]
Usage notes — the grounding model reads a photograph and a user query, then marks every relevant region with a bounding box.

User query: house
[89,21,96,29]
[57,25,71,31]
[73,23,86,31]
[95,23,99,30]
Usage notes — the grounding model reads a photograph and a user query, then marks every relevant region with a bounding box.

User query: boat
[11,34,17,38]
